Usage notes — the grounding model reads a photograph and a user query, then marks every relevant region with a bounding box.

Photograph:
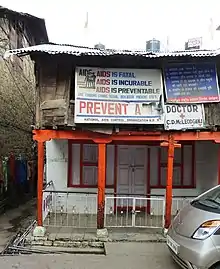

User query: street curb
[107,239,167,243]
[103,243,107,255]
[30,245,105,254]
[104,239,167,256]
[0,232,18,255]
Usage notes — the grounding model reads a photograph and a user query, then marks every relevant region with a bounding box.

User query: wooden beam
[40,99,66,110]
[161,136,181,229]
[33,129,220,143]
[97,143,106,229]
[218,145,220,185]
[37,141,44,226]
[164,136,175,229]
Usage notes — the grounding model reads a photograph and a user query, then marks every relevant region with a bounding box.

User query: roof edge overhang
[4,43,220,60]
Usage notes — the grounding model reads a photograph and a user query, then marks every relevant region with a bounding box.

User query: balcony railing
[42,183,197,229]
[43,189,97,228]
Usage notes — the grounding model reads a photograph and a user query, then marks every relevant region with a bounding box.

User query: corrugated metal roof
[4,43,220,59]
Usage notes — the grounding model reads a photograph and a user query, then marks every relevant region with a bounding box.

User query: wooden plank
[64,75,71,125]
[40,61,57,101]
[86,127,113,134]
[35,64,41,128]
[55,63,71,100]
[66,103,75,126]
[42,116,66,126]
[42,108,66,117]
[40,99,66,110]
[204,103,220,126]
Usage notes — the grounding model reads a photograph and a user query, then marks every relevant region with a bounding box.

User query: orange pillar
[97,143,106,229]
[218,144,220,185]
[165,135,175,229]
[37,141,44,226]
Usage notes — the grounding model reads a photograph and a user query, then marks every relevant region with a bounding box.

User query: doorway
[117,145,147,196]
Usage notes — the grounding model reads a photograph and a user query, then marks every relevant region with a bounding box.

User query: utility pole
[166,36,170,52]
[83,11,89,46]
[208,17,215,49]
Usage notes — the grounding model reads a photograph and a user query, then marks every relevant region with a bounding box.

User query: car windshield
[192,186,220,212]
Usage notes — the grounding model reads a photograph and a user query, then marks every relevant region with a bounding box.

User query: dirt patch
[7,201,36,233]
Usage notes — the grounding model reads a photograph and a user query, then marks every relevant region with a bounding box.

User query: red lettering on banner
[96,79,110,85]
[108,103,115,115]
[115,104,122,115]
[97,71,110,77]
[79,101,86,113]
[101,102,107,114]
[96,87,110,93]
[135,104,141,115]
[94,102,100,114]
[122,104,127,114]
[87,102,93,114]
[79,101,128,115]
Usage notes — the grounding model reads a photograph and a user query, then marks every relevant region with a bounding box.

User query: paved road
[0,199,36,253]
[0,243,178,269]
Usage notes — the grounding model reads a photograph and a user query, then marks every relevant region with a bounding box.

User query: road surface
[0,242,178,269]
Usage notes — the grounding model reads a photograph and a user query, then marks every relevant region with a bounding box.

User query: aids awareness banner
[74,67,164,124]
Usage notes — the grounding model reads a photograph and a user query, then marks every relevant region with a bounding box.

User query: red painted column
[37,141,44,226]
[218,144,220,185]
[97,143,106,229]
[165,135,175,229]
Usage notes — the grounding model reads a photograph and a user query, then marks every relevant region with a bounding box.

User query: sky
[1,0,220,51]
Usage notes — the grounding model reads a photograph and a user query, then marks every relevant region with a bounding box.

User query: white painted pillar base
[163,228,168,237]
[33,226,46,237]
[96,228,108,238]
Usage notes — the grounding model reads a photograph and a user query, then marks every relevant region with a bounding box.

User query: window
[151,144,195,188]
[82,144,98,186]
[68,142,115,188]
[191,185,220,214]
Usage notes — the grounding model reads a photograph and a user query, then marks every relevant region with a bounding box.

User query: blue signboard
[164,63,220,103]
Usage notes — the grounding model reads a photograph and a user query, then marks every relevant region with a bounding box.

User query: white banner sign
[187,37,202,48]
[75,67,164,124]
[164,104,205,130]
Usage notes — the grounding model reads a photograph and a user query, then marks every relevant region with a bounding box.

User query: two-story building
[0,5,48,156]
[0,6,48,208]
[5,44,220,234]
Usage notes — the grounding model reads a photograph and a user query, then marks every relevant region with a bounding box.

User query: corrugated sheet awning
[4,43,220,59]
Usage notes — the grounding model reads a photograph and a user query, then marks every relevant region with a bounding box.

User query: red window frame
[68,141,114,188]
[151,143,195,189]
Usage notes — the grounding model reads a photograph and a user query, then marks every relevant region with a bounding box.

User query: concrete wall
[150,141,218,197]
[150,141,218,215]
[45,140,219,215]
[196,141,218,193]
[45,140,113,214]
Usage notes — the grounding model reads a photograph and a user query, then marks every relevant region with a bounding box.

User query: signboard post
[164,104,205,130]
[75,67,164,124]
[164,63,220,103]
[186,37,202,50]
